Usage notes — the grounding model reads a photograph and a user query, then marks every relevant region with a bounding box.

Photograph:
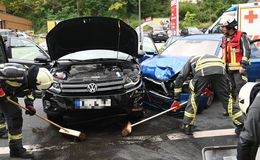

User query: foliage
[181,11,199,27]
[0,0,247,32]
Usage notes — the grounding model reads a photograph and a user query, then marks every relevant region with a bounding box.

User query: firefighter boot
[10,140,34,159]
[10,147,34,159]
[180,123,194,135]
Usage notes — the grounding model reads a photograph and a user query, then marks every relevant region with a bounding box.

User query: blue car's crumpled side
[141,55,190,81]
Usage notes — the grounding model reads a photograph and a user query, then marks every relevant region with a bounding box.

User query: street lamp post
[139,0,143,49]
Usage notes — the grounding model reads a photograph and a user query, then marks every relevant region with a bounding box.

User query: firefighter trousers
[228,70,247,99]
[183,74,245,127]
[0,97,24,150]
[0,111,7,136]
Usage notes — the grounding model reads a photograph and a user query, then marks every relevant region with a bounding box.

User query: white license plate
[75,99,111,109]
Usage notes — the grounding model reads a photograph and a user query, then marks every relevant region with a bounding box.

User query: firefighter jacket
[0,36,8,63]
[221,30,251,70]
[174,54,225,101]
[0,63,35,107]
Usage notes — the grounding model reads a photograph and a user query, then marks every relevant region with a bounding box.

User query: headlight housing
[124,73,141,89]
[49,81,61,93]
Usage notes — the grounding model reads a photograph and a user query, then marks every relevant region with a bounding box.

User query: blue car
[140,34,260,115]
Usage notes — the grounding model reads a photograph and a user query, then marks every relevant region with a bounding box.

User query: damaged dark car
[43,17,144,125]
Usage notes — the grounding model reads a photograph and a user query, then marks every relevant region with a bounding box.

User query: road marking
[167,128,236,140]
[122,135,163,141]
[0,142,76,155]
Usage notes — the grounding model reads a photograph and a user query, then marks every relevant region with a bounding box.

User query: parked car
[43,17,144,124]
[17,32,33,40]
[149,29,169,42]
[140,34,260,115]
[138,36,159,63]
[2,36,50,68]
[180,27,204,36]
[0,29,18,37]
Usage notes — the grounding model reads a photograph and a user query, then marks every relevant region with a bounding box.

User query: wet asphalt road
[0,98,239,160]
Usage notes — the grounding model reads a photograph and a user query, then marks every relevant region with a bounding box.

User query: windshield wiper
[58,59,85,62]
[11,46,33,48]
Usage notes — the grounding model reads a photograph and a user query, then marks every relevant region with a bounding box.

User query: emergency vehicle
[206,2,260,47]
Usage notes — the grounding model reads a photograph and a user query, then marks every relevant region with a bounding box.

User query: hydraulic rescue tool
[7,97,86,141]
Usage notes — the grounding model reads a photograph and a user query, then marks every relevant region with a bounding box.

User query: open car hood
[47,17,138,60]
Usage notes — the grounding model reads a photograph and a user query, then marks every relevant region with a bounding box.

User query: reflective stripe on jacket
[174,54,225,101]
[222,30,251,70]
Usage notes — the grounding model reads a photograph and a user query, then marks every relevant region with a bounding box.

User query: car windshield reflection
[162,40,219,57]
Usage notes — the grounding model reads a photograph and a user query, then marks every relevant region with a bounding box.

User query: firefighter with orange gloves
[220,16,251,99]
[0,63,53,159]
[172,54,245,135]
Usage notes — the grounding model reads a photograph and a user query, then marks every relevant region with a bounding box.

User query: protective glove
[0,88,7,101]
[170,101,180,112]
[25,105,36,116]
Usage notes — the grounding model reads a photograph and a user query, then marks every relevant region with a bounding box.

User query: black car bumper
[42,83,144,120]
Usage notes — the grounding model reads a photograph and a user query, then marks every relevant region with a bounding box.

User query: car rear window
[162,39,219,57]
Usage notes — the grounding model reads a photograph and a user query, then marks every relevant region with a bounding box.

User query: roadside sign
[47,20,61,32]
[170,0,179,36]
[145,17,152,22]
[239,3,260,46]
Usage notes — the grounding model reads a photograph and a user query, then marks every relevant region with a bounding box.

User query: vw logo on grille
[87,83,98,93]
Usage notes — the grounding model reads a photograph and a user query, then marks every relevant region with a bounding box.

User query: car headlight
[49,82,61,93]
[124,74,141,89]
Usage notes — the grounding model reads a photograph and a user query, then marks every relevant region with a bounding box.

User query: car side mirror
[34,55,50,63]
[202,27,208,33]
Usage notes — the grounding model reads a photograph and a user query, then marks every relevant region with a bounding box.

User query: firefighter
[171,54,245,135]
[220,16,251,100]
[0,63,53,159]
[0,35,8,139]
[237,82,260,160]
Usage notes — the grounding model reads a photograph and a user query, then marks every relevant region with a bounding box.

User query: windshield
[162,39,219,57]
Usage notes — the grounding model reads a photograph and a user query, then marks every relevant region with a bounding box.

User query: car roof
[182,34,223,41]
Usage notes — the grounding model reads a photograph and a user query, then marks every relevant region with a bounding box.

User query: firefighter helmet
[36,68,53,90]
[219,15,237,29]
[238,82,260,114]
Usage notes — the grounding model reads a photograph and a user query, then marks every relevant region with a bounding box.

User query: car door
[6,37,51,68]
[247,42,260,82]
[138,37,158,63]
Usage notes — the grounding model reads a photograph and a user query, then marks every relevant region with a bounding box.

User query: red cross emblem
[244,10,258,23]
